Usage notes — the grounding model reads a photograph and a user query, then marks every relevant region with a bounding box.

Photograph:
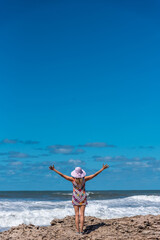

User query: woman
[49,163,109,235]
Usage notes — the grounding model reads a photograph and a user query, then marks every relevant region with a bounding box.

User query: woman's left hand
[102,163,109,170]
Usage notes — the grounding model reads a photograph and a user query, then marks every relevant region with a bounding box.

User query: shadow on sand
[84,222,106,234]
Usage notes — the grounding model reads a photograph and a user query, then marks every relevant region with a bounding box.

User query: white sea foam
[50,191,94,196]
[0,200,74,229]
[0,195,160,231]
[86,191,94,196]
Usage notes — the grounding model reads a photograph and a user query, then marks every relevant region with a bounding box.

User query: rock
[138,225,145,229]
[1,214,160,239]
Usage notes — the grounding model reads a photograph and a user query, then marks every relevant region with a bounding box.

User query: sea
[0,190,160,232]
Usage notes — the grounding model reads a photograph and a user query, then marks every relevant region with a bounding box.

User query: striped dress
[72,177,88,206]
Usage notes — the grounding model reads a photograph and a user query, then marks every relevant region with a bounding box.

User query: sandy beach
[0,214,160,240]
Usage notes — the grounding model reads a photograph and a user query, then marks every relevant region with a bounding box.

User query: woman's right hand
[49,164,55,171]
[102,163,109,170]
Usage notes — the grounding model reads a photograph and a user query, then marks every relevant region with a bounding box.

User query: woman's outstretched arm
[85,163,109,182]
[49,164,73,182]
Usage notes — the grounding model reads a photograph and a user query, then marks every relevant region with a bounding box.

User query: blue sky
[0,0,160,190]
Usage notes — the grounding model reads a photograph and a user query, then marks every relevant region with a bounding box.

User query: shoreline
[1,214,160,239]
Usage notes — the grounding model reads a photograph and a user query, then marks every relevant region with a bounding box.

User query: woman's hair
[75,178,83,185]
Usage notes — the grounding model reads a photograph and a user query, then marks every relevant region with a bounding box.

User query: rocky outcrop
[1,214,160,239]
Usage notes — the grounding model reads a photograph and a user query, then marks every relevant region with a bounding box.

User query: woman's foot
[80,231,84,235]
[76,231,80,235]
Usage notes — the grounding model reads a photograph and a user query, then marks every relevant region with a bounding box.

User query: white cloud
[78,142,116,148]
[45,173,52,178]
[68,159,83,165]
[7,170,15,175]
[8,151,37,158]
[47,144,85,155]
[125,161,150,167]
[11,161,22,166]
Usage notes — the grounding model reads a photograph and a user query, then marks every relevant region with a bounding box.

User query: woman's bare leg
[80,205,86,232]
[74,206,80,232]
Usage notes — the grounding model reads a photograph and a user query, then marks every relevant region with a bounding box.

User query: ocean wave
[1,195,160,230]
[127,195,160,202]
